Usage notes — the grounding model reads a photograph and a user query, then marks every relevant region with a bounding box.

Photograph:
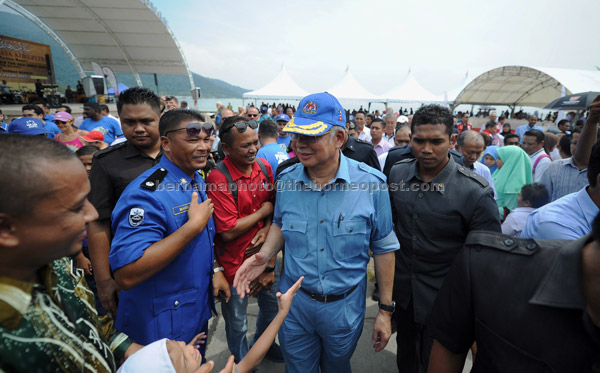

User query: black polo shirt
[89,141,161,220]
[430,232,600,372]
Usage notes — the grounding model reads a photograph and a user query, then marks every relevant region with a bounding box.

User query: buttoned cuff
[371,231,400,254]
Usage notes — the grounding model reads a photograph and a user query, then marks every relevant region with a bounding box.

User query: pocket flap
[333,220,367,236]
[281,220,307,233]
[153,288,198,315]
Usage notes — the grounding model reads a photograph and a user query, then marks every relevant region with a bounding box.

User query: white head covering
[117,338,175,373]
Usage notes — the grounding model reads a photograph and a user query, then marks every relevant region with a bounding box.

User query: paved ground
[204,278,473,372]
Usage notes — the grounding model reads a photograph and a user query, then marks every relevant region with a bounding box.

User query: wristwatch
[378,301,396,313]
[263,266,275,273]
[213,266,224,274]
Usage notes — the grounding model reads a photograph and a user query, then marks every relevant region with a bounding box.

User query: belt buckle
[323,294,328,303]
[310,293,318,301]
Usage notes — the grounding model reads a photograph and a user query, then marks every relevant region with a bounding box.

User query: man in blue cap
[275,114,291,150]
[233,92,400,372]
[8,117,49,136]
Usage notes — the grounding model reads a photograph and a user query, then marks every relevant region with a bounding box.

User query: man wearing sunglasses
[234,92,400,373]
[245,106,260,121]
[206,116,282,363]
[109,109,217,349]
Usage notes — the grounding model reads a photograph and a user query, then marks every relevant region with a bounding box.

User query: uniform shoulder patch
[457,166,489,187]
[94,141,127,159]
[465,231,539,255]
[140,167,168,191]
[277,161,301,180]
[128,207,145,226]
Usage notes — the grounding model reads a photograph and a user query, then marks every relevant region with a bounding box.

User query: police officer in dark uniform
[276,124,380,178]
[388,104,501,372]
[87,87,162,315]
[429,227,600,372]
[382,144,464,178]
[109,109,219,349]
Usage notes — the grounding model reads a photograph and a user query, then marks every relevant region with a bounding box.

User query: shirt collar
[297,151,351,188]
[159,155,202,186]
[123,140,161,160]
[578,187,599,227]
[407,154,456,195]
[223,156,263,182]
[343,136,357,153]
[530,148,546,158]
[529,235,589,310]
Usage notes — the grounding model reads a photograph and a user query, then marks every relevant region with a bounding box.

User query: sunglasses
[164,122,214,138]
[54,120,67,124]
[247,113,259,118]
[221,120,258,134]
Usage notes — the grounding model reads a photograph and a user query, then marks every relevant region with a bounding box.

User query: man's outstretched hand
[233,251,270,299]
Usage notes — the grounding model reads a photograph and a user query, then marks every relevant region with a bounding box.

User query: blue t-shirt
[45,120,61,139]
[80,116,123,144]
[277,135,291,150]
[256,143,290,179]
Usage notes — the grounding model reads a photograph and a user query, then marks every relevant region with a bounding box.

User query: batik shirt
[0,258,133,372]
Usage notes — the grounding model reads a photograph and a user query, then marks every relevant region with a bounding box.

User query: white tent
[383,69,443,103]
[327,67,380,101]
[243,65,308,100]
[453,66,600,108]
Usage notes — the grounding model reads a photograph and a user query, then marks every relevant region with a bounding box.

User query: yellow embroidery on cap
[283,118,329,135]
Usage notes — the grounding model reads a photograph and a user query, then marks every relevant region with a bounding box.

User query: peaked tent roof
[453,66,600,108]
[383,70,443,103]
[7,0,196,89]
[327,67,380,101]
[243,66,308,100]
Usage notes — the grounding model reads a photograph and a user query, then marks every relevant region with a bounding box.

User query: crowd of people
[0,86,599,373]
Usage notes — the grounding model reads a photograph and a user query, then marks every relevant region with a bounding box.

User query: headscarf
[544,132,559,155]
[493,146,532,210]
[482,146,499,174]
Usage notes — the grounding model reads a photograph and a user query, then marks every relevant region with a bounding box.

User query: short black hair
[219,116,247,146]
[58,105,72,113]
[100,104,109,113]
[499,116,506,121]
[22,104,43,116]
[258,119,278,139]
[558,134,572,157]
[411,104,453,136]
[485,121,496,128]
[32,100,48,108]
[76,145,99,157]
[520,183,550,208]
[523,129,544,143]
[504,133,520,145]
[0,134,76,216]
[117,87,161,116]
[371,118,385,128]
[588,143,600,187]
[159,109,205,137]
[83,102,101,113]
[557,119,569,128]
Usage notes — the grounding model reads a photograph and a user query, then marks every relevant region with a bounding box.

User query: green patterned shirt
[0,258,133,372]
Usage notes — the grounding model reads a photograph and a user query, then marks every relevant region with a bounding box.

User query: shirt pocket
[153,288,198,339]
[333,220,368,260]
[281,220,308,259]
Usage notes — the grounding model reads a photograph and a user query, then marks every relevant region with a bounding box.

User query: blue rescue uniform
[274,153,400,373]
[110,156,216,346]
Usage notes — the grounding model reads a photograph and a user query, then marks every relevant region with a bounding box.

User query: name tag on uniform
[173,203,191,216]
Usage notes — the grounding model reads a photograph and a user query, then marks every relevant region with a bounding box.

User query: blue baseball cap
[283,92,346,136]
[8,117,49,136]
[275,114,290,122]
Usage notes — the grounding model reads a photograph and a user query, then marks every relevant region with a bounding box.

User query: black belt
[300,283,359,303]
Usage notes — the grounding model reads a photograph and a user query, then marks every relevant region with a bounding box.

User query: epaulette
[93,141,127,159]
[277,161,301,179]
[456,165,489,187]
[465,231,539,256]
[140,167,168,191]
[354,138,374,147]
[356,162,386,182]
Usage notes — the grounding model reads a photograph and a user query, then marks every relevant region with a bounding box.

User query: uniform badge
[129,207,145,226]
[302,100,318,114]
[338,109,343,122]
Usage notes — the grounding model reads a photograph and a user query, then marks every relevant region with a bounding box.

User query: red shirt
[206,157,274,284]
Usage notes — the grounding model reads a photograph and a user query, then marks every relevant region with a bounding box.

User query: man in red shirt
[206,116,282,363]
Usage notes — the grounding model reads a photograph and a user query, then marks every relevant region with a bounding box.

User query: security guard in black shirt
[429,228,600,373]
[276,128,380,178]
[383,144,464,178]
[87,87,162,316]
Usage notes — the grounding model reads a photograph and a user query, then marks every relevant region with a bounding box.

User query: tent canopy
[6,0,195,88]
[453,66,600,108]
[243,65,308,100]
[327,66,380,101]
[383,70,443,103]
